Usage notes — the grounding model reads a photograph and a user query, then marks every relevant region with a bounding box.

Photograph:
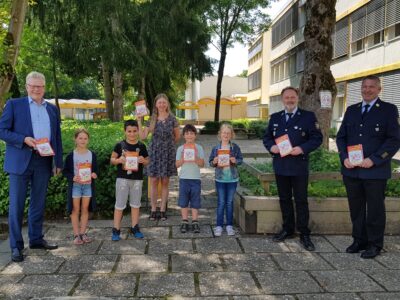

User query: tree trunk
[299,0,337,149]
[101,58,114,120]
[0,0,28,112]
[113,69,124,121]
[214,47,227,122]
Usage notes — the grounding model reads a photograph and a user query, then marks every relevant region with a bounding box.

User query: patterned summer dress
[147,114,178,177]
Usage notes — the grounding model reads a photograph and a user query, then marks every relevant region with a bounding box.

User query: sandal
[160,211,167,221]
[149,211,157,221]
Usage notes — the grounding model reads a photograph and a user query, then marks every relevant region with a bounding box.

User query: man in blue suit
[263,87,322,251]
[0,71,63,262]
[336,75,400,259]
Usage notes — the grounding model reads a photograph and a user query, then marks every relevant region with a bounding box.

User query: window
[385,0,400,28]
[368,30,384,47]
[248,69,262,91]
[271,2,299,47]
[333,17,349,59]
[396,23,400,37]
[351,39,364,54]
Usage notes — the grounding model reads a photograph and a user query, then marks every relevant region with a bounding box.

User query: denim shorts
[178,179,201,209]
[72,183,92,198]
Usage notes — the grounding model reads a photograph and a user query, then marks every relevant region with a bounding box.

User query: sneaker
[131,225,144,239]
[192,221,200,233]
[80,233,92,243]
[73,235,84,245]
[214,226,223,237]
[180,220,189,233]
[112,227,121,241]
[226,225,235,236]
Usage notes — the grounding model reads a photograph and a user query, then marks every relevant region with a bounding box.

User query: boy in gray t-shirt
[176,124,204,233]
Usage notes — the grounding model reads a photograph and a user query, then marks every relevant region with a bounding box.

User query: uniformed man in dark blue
[263,86,322,251]
[336,75,400,259]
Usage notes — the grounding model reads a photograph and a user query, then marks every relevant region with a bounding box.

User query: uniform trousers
[275,174,310,235]
[343,176,387,249]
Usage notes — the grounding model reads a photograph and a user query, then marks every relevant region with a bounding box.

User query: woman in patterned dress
[138,94,180,220]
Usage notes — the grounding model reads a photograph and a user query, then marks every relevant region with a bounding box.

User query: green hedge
[240,148,400,197]
[0,120,148,217]
[203,119,268,138]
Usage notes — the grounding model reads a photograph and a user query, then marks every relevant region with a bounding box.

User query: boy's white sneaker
[214,226,223,237]
[226,225,235,236]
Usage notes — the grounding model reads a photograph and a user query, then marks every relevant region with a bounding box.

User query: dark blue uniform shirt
[263,108,323,176]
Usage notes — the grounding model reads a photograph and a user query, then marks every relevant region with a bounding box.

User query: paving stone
[172,224,213,238]
[0,240,10,253]
[171,253,223,272]
[140,227,170,239]
[44,227,74,240]
[310,270,384,292]
[201,197,218,208]
[1,255,64,274]
[376,253,400,269]
[1,274,78,299]
[87,227,128,240]
[285,236,337,253]
[48,240,102,256]
[296,294,362,300]
[199,272,260,296]
[137,273,195,297]
[148,239,193,254]
[170,297,229,300]
[384,236,400,252]
[222,253,277,271]
[99,240,147,255]
[59,255,117,274]
[272,253,333,271]
[320,253,385,271]
[360,292,400,299]
[240,237,290,253]
[0,253,11,270]
[196,238,242,253]
[233,296,295,300]
[115,254,168,273]
[365,270,400,291]
[152,215,182,227]
[255,271,322,294]
[74,274,137,297]
[323,235,353,252]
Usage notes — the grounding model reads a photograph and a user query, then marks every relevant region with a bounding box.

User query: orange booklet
[78,163,92,184]
[124,151,139,171]
[347,144,364,165]
[275,134,293,157]
[217,149,230,167]
[35,138,55,156]
[135,100,148,116]
[183,144,196,162]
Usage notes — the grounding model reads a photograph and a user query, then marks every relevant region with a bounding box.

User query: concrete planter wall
[234,192,400,234]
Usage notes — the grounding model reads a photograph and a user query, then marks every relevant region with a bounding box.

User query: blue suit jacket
[263,108,323,176]
[336,98,400,179]
[0,97,63,175]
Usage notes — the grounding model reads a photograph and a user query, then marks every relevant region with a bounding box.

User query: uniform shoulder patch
[398,118,400,125]
[315,122,320,129]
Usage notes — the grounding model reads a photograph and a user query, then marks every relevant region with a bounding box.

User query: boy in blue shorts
[176,124,205,233]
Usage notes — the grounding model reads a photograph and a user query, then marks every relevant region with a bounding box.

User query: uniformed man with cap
[336,75,400,259]
[263,86,322,251]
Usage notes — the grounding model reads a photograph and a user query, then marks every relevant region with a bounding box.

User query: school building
[47,99,106,120]
[247,0,400,129]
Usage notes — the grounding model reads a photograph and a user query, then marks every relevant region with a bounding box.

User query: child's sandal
[160,211,167,221]
[149,211,157,221]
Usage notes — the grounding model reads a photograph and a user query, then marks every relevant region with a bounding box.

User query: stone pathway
[0,135,399,299]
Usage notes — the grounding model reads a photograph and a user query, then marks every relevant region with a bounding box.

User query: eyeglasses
[27,84,45,89]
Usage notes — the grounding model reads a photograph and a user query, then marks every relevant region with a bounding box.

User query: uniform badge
[375,128,379,132]
[294,126,298,129]
[302,132,306,136]
[376,103,380,107]
[381,152,388,159]
[273,124,278,127]
[315,123,320,129]
[273,132,276,136]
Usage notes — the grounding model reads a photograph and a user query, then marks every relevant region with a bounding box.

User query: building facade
[248,0,400,129]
